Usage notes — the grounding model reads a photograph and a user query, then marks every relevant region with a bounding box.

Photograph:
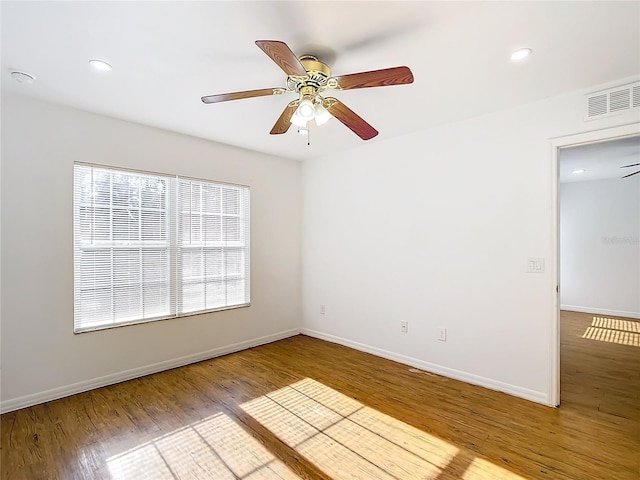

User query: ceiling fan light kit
[201,40,414,141]
[296,97,315,121]
[314,103,332,126]
[290,109,307,128]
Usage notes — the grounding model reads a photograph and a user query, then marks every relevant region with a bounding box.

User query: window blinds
[73,164,250,333]
[177,177,250,314]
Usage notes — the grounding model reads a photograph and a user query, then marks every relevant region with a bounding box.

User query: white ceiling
[2,1,639,161]
[559,135,640,183]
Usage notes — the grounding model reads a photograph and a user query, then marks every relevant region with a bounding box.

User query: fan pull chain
[307,127,310,146]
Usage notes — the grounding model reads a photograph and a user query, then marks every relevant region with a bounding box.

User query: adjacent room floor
[2,311,638,479]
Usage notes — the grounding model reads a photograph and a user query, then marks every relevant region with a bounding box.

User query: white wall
[1,93,302,411]
[2,78,638,412]
[560,177,640,318]
[301,77,640,405]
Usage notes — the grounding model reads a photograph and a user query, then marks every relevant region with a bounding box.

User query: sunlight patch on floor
[241,378,525,479]
[106,377,528,479]
[582,317,640,347]
[463,458,526,479]
[106,412,300,479]
[591,316,639,332]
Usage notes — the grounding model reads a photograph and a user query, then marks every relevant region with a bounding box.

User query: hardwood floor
[2,311,638,479]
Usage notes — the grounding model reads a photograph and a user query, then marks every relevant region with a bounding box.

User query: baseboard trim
[1,328,301,414]
[301,328,550,406]
[561,305,640,319]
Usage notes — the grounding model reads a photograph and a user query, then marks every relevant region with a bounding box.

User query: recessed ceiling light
[11,71,36,84]
[510,48,532,62]
[572,169,586,174]
[89,59,112,72]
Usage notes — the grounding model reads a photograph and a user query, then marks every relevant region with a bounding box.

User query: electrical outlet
[438,328,447,341]
[320,304,326,315]
[401,321,408,333]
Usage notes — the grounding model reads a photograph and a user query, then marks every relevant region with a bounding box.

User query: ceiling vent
[584,81,640,121]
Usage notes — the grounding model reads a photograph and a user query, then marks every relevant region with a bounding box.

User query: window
[73,163,250,333]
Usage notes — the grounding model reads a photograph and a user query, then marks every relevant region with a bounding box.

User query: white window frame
[73,163,250,333]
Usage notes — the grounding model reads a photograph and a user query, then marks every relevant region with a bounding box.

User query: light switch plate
[527,257,545,273]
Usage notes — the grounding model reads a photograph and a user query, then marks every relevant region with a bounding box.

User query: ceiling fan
[201,40,414,140]
[621,163,640,178]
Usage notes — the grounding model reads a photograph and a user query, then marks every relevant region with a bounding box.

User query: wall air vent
[584,81,640,121]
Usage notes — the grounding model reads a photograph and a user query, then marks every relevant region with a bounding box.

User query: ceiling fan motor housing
[286,55,332,93]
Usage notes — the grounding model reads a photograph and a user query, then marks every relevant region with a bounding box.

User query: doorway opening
[550,123,640,407]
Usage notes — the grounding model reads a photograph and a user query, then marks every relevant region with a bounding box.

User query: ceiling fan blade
[201,88,281,104]
[323,98,378,140]
[270,102,297,135]
[255,40,308,77]
[332,66,414,90]
[621,163,640,168]
[622,170,640,178]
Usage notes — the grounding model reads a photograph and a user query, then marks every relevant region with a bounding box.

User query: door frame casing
[549,122,640,407]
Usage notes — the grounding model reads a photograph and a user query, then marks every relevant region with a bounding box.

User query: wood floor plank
[1,311,639,479]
